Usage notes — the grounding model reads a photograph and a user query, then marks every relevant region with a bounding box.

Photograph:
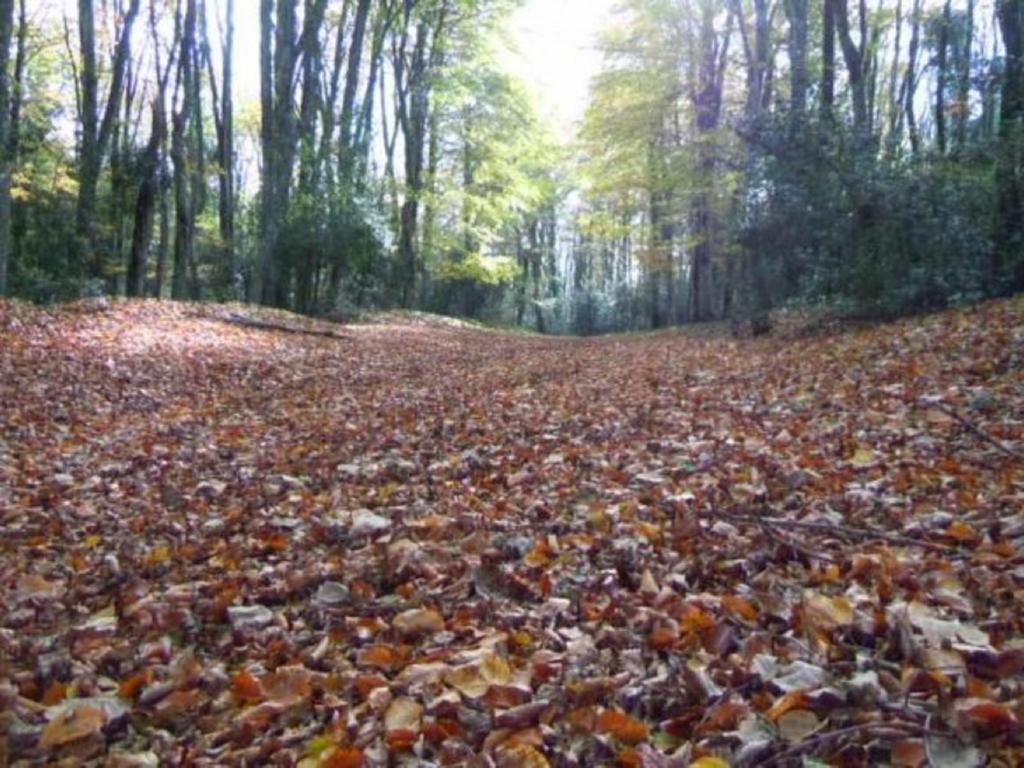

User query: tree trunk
[127,99,166,297]
[0,0,13,297]
[75,0,142,281]
[996,0,1024,290]
[904,0,922,154]
[786,0,809,121]
[171,0,198,300]
[821,0,836,121]
[885,0,903,155]
[210,0,234,293]
[339,0,371,183]
[688,0,729,323]
[259,0,299,308]
[955,0,975,149]
[936,0,951,155]
[832,0,869,137]
[395,7,443,309]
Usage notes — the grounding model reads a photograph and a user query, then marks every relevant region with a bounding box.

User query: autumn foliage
[1,299,1023,765]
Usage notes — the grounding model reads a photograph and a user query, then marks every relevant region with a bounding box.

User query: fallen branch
[758,519,840,564]
[712,509,956,553]
[761,721,928,768]
[206,312,352,341]
[928,401,1023,461]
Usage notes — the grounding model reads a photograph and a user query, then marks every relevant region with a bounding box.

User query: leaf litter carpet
[1,299,1023,767]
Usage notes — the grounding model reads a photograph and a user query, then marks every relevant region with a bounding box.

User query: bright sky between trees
[49,0,618,140]
[501,0,618,139]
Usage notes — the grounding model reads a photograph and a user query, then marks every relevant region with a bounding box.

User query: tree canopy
[0,0,1021,332]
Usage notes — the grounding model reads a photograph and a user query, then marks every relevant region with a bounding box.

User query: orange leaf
[358,644,400,670]
[261,666,313,707]
[722,595,759,622]
[955,698,1020,735]
[679,604,717,634]
[39,705,105,750]
[118,669,154,700]
[946,521,979,543]
[497,745,550,768]
[595,709,649,745]
[891,739,927,768]
[41,681,68,706]
[355,674,389,700]
[649,626,678,650]
[385,729,417,752]
[232,671,264,702]
[767,690,810,721]
[322,747,365,768]
[568,706,596,732]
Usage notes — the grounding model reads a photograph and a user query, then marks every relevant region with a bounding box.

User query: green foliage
[435,252,519,286]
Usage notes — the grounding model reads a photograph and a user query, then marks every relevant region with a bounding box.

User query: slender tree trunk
[936,0,951,155]
[339,0,371,183]
[210,0,234,292]
[127,99,166,297]
[905,0,922,154]
[786,0,809,121]
[396,8,443,309]
[295,0,328,314]
[154,173,170,297]
[821,0,836,121]
[171,0,197,300]
[688,0,729,323]
[259,0,299,308]
[885,0,903,155]
[0,0,13,297]
[956,0,975,148]
[75,0,142,281]
[832,0,869,137]
[996,0,1024,290]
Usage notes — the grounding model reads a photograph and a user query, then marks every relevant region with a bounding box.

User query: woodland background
[0,0,1021,334]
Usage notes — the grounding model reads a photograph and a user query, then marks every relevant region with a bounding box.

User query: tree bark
[75,0,142,281]
[996,0,1024,290]
[821,0,836,121]
[127,98,167,297]
[935,0,951,155]
[258,0,300,307]
[904,0,922,154]
[832,0,869,137]
[171,0,198,300]
[785,0,809,121]
[688,0,729,323]
[0,0,14,297]
[955,0,975,149]
[339,0,371,183]
[395,4,447,309]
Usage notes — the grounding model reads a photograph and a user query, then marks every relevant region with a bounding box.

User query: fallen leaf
[595,709,649,745]
[392,608,445,638]
[40,705,106,750]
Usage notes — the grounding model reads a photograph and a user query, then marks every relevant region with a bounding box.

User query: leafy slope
[1,299,1022,767]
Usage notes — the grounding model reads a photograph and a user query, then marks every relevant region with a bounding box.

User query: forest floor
[1,298,1023,767]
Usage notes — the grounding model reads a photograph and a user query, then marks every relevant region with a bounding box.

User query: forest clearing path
[1,298,1023,765]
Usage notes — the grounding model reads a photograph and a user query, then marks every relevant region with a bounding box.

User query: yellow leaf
[946,521,979,543]
[688,758,731,768]
[803,593,855,630]
[851,447,876,467]
[384,697,423,734]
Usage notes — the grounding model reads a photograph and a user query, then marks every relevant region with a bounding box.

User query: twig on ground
[929,402,1022,461]
[711,509,955,553]
[202,312,352,341]
[761,721,925,767]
